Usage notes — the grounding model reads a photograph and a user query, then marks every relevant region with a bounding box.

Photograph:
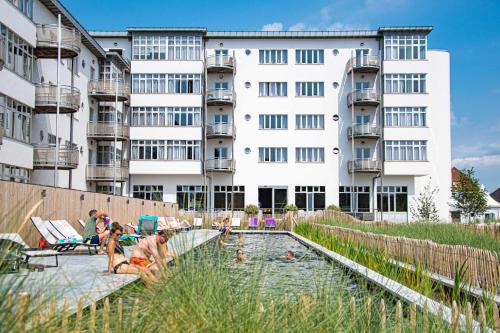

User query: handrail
[347,89,380,105]
[206,55,234,69]
[33,144,79,169]
[347,55,380,70]
[348,124,381,137]
[35,84,80,111]
[206,89,234,102]
[87,79,130,96]
[348,159,382,172]
[86,161,130,181]
[206,123,234,136]
[87,121,130,139]
[205,158,235,171]
[36,24,81,54]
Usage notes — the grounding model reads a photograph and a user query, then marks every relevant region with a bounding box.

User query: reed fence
[307,222,500,291]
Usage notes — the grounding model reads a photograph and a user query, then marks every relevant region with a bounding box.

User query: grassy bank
[317,219,500,255]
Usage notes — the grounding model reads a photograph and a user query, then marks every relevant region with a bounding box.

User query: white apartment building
[0,0,451,222]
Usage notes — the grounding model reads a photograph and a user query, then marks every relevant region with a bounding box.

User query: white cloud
[452,155,500,168]
[491,88,500,94]
[326,22,370,31]
[261,22,283,32]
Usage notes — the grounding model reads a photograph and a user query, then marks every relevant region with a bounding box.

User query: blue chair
[138,215,158,235]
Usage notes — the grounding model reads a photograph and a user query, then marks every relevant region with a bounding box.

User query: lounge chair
[193,218,203,229]
[166,217,183,232]
[231,217,241,229]
[0,233,59,271]
[31,217,98,254]
[265,218,277,229]
[138,215,158,235]
[248,217,259,229]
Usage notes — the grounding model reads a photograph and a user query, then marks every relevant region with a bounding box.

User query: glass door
[273,188,288,214]
[215,49,228,65]
[356,147,371,160]
[355,81,370,91]
[214,147,228,160]
[215,82,229,90]
[214,114,229,124]
[355,49,369,66]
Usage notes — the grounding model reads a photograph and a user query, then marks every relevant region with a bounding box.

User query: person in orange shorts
[130,229,171,270]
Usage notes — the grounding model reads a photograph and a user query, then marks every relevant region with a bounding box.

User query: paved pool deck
[6,229,219,314]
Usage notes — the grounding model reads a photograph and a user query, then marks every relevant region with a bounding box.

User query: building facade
[0,0,451,222]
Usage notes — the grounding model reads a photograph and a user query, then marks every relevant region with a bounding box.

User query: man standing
[130,230,171,270]
[83,209,108,255]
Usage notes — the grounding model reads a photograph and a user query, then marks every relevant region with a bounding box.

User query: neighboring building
[0,0,452,222]
[491,188,500,204]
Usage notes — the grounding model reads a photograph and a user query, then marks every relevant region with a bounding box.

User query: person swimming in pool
[238,233,244,246]
[279,250,295,261]
[235,248,245,262]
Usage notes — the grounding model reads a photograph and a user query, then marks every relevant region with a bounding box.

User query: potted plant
[244,204,259,216]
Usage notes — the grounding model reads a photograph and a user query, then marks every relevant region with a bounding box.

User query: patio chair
[248,217,259,229]
[0,233,59,271]
[138,215,158,235]
[231,217,241,229]
[264,218,277,230]
[166,216,184,232]
[193,217,203,229]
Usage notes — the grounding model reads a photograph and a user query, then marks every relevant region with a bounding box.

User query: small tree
[284,204,298,213]
[410,183,440,223]
[244,204,259,216]
[451,167,488,223]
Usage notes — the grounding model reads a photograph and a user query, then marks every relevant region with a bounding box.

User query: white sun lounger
[0,233,60,268]
[231,217,241,229]
[193,218,203,229]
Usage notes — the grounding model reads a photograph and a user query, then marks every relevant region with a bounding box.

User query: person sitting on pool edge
[279,250,295,261]
[130,229,172,271]
[83,209,108,255]
[218,217,232,235]
[235,248,245,262]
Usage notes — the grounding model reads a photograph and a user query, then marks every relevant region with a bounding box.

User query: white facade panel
[131,61,204,74]
[0,138,33,169]
[129,161,202,175]
[0,1,36,45]
[130,94,203,107]
[130,127,202,140]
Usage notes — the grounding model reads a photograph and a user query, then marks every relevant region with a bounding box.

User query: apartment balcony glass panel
[347,55,380,73]
[206,123,234,138]
[87,122,129,141]
[86,161,129,182]
[88,79,129,102]
[34,84,80,114]
[34,24,81,58]
[348,159,382,173]
[33,144,79,170]
[347,124,381,140]
[347,89,380,107]
[205,158,235,172]
[206,55,234,73]
[207,89,234,106]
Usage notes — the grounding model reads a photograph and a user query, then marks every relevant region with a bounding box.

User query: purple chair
[248,217,258,229]
[265,218,276,229]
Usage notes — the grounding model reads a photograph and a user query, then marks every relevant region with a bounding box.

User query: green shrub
[326,204,341,211]
[284,204,298,213]
[244,204,259,215]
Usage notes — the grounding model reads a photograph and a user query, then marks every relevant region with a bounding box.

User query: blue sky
[61,0,500,192]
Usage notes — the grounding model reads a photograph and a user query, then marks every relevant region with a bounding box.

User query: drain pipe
[372,173,381,221]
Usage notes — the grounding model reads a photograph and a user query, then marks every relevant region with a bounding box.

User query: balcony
[206,55,235,73]
[87,122,129,141]
[206,123,235,138]
[347,89,380,107]
[348,159,382,173]
[88,80,129,102]
[207,89,234,106]
[347,55,380,73]
[34,84,80,114]
[205,158,235,172]
[34,24,81,58]
[86,161,129,182]
[347,124,381,140]
[33,145,79,170]
[0,118,3,146]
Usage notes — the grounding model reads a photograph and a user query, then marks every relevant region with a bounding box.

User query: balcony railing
[347,55,380,73]
[347,89,380,107]
[88,80,130,102]
[34,84,80,114]
[87,122,129,141]
[33,145,79,170]
[206,123,235,138]
[0,118,3,146]
[347,124,381,139]
[348,159,382,173]
[34,24,81,58]
[86,161,129,182]
[207,89,234,106]
[205,158,235,172]
[206,55,235,73]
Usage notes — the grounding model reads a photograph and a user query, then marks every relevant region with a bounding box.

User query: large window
[6,0,33,18]
[384,35,427,60]
[177,185,205,211]
[131,107,201,127]
[296,148,325,163]
[1,24,34,80]
[131,74,201,94]
[214,186,245,211]
[131,140,201,161]
[259,114,288,129]
[339,186,370,212]
[384,107,427,127]
[385,140,428,161]
[295,114,324,129]
[295,82,324,97]
[258,147,288,163]
[295,186,325,211]
[0,163,30,183]
[0,94,31,143]
[259,82,288,97]
[132,185,164,201]
[259,49,288,64]
[384,74,426,93]
[377,186,408,212]
[132,35,202,60]
[295,49,324,64]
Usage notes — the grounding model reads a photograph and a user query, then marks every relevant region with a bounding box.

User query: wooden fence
[308,223,500,291]
[0,180,177,247]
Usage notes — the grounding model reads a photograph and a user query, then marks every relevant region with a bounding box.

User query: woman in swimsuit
[105,223,157,285]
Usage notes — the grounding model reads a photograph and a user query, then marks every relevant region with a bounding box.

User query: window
[377,186,408,212]
[131,107,201,127]
[384,107,427,127]
[295,115,324,129]
[295,49,324,64]
[295,186,325,211]
[132,35,201,60]
[0,163,30,183]
[176,185,205,211]
[0,94,32,144]
[6,0,33,18]
[131,140,201,161]
[259,115,288,129]
[384,140,428,161]
[296,148,325,163]
[339,186,370,212]
[214,186,245,211]
[131,74,201,94]
[384,74,426,93]
[258,147,288,163]
[259,49,288,64]
[1,23,34,80]
[132,185,164,201]
[96,185,120,195]
[295,82,324,97]
[384,35,427,60]
[258,82,288,97]
[99,60,122,81]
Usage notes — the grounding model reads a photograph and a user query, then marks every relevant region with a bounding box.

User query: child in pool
[279,250,295,260]
[235,248,245,262]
